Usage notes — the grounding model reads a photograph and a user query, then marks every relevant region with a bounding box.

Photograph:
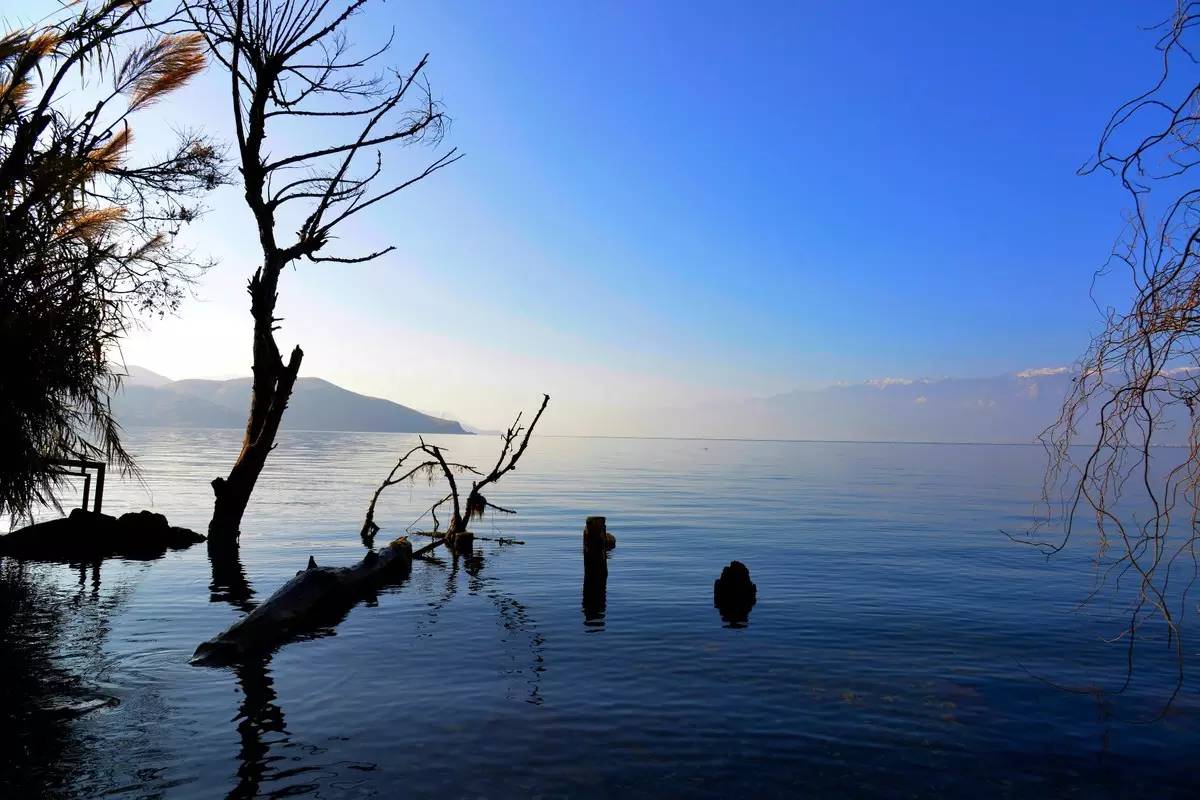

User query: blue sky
[10,1,1164,432]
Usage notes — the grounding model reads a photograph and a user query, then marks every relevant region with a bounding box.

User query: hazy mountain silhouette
[753,370,1076,443]
[116,367,468,434]
[634,368,1192,445]
[123,365,175,388]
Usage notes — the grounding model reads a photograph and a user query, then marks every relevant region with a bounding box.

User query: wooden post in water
[583,516,608,580]
[583,516,608,622]
[93,462,105,514]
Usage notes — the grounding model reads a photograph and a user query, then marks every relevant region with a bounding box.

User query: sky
[8,1,1168,433]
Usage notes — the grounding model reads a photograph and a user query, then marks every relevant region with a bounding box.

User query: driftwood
[0,509,204,561]
[361,395,550,554]
[192,536,413,665]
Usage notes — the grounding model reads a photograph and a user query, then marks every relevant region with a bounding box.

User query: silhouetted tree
[361,395,549,549]
[1031,5,1200,713]
[0,1,224,523]
[188,0,460,541]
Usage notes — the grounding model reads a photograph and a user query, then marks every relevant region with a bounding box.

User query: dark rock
[113,510,171,557]
[69,507,116,529]
[714,560,757,624]
[0,508,204,562]
[165,526,206,548]
[117,510,169,534]
[117,510,170,535]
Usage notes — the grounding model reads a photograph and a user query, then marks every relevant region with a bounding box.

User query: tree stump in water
[714,560,757,624]
[446,530,474,554]
[583,516,608,579]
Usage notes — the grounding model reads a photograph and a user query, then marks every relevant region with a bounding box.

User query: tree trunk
[192,535,413,664]
[208,263,303,542]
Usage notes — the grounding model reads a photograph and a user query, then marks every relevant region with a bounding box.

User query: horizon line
[117,424,1192,449]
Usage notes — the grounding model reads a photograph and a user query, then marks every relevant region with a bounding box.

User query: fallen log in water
[192,535,413,665]
[0,508,204,562]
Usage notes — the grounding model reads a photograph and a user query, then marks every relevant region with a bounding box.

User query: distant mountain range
[633,367,1192,445]
[115,366,468,434]
[754,369,1078,444]
[117,365,1190,444]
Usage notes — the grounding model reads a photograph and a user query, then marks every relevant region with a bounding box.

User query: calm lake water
[2,429,1198,798]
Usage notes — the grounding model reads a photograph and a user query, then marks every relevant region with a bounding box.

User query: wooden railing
[50,459,106,514]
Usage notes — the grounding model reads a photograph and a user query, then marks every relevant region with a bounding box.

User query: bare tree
[361,394,550,551]
[189,0,460,541]
[1029,5,1200,714]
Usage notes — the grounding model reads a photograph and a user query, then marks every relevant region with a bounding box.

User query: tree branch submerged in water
[361,395,550,552]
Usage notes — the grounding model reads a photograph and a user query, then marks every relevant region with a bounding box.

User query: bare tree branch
[1030,4,1200,719]
[190,0,459,538]
[360,397,550,551]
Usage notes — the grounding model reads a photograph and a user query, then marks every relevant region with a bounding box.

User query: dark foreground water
[2,430,1198,798]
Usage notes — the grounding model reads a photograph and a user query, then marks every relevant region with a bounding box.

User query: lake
[2,429,1198,798]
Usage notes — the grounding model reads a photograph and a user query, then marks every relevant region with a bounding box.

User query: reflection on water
[2,430,1199,797]
[206,544,278,800]
[0,561,78,795]
[204,542,388,799]
[0,558,135,796]
[582,566,606,628]
[209,542,256,613]
[206,541,393,798]
[81,562,99,595]
[229,656,284,800]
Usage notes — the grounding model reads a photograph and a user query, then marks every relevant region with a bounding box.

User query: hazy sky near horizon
[9,1,1164,433]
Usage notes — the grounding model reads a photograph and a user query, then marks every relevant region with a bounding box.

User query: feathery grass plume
[123,33,206,110]
[0,79,32,110]
[86,126,132,174]
[0,31,30,65]
[23,31,59,59]
[0,2,226,523]
[0,31,44,110]
[126,231,167,260]
[62,206,126,240]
